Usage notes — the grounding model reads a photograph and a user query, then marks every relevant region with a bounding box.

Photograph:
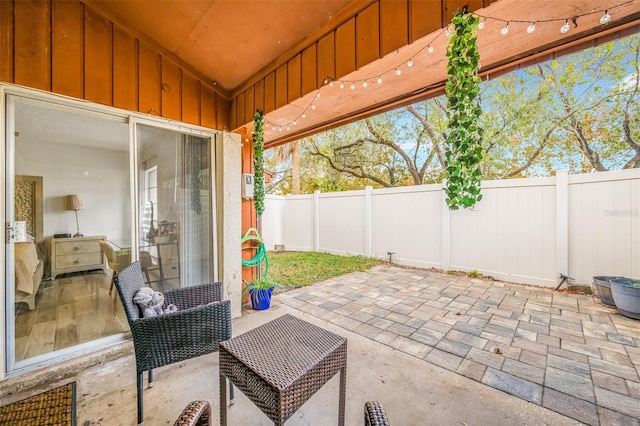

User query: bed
[14,175,45,310]
[15,242,45,310]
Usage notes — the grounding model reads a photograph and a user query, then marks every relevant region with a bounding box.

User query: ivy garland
[252,110,265,216]
[444,12,484,209]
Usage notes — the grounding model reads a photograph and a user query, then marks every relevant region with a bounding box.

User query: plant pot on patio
[593,276,623,307]
[249,287,274,311]
[609,278,640,320]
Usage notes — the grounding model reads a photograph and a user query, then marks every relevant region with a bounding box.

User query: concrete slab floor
[76,303,578,425]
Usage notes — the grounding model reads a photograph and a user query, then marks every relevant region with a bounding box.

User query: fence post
[313,190,320,252]
[441,182,451,271]
[556,170,569,281]
[365,186,372,257]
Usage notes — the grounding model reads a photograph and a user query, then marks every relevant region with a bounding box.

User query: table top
[220,314,346,390]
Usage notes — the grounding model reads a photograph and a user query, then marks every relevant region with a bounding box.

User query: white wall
[16,140,130,242]
[262,169,640,287]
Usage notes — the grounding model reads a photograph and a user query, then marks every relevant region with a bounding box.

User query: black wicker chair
[364,401,390,426]
[115,262,233,425]
[174,400,211,426]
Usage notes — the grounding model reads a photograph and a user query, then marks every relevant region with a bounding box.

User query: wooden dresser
[50,235,106,279]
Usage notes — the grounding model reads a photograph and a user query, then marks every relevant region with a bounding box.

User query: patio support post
[364,186,372,257]
[556,170,569,283]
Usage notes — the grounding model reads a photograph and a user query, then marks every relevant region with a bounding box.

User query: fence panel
[449,178,557,286]
[568,169,640,284]
[370,186,443,268]
[282,195,314,251]
[318,191,366,255]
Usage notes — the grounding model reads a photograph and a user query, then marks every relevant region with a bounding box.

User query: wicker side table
[219,314,347,425]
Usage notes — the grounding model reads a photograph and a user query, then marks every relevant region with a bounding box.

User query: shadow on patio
[26,266,640,425]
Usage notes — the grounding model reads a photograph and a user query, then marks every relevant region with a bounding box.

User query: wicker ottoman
[219,314,347,425]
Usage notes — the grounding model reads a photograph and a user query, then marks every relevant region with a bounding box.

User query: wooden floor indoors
[14,270,128,361]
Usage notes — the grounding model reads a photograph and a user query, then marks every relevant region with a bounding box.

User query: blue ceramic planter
[250,287,274,310]
[609,278,640,320]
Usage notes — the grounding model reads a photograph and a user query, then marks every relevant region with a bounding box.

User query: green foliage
[242,275,282,295]
[268,251,383,287]
[469,270,479,278]
[252,111,265,216]
[444,12,483,209]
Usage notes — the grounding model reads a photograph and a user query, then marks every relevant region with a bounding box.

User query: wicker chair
[114,262,233,426]
[174,400,211,426]
[364,401,390,426]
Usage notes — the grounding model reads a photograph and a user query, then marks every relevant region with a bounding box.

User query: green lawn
[267,251,384,288]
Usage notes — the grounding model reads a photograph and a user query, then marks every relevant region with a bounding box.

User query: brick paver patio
[278,265,640,425]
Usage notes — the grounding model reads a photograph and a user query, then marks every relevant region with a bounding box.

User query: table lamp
[66,194,84,237]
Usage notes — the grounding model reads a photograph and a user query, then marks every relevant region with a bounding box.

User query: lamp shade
[66,194,84,211]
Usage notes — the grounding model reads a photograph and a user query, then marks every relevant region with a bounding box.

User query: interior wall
[15,140,130,243]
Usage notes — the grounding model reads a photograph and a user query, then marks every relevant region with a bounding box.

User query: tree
[306,105,447,188]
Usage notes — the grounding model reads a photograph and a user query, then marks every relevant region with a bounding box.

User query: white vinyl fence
[263,169,640,288]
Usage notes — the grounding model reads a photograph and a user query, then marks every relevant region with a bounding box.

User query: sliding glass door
[3,88,217,373]
[136,124,213,291]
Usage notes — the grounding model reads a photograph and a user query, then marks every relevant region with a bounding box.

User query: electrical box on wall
[242,173,254,199]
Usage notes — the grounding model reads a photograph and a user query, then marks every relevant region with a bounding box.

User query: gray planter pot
[593,276,622,307]
[609,278,640,320]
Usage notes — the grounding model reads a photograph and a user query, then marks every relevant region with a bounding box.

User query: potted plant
[609,278,640,320]
[243,276,282,311]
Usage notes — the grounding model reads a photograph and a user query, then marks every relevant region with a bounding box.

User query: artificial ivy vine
[252,110,265,217]
[444,12,484,209]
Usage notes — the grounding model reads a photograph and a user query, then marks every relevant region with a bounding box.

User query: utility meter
[242,173,254,199]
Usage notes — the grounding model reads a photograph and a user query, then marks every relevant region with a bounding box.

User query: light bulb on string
[329,81,334,87]
[293,121,297,126]
[427,45,434,53]
[339,82,344,89]
[407,59,414,67]
[363,81,368,88]
[445,27,452,37]
[560,19,570,33]
[265,122,269,128]
[395,68,402,76]
[316,92,320,98]
[278,127,282,132]
[527,22,536,33]
[302,113,306,119]
[350,83,355,90]
[478,18,486,30]
[377,76,382,84]
[323,78,328,85]
[286,126,290,131]
[600,10,611,24]
[311,104,316,110]
[501,22,509,35]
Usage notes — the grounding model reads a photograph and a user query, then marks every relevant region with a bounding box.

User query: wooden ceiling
[84,0,640,144]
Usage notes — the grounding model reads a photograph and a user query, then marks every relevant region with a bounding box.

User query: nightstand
[50,235,106,279]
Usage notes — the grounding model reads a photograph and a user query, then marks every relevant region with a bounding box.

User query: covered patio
[1,0,640,424]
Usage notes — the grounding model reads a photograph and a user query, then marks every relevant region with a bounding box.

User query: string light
[261,0,632,134]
